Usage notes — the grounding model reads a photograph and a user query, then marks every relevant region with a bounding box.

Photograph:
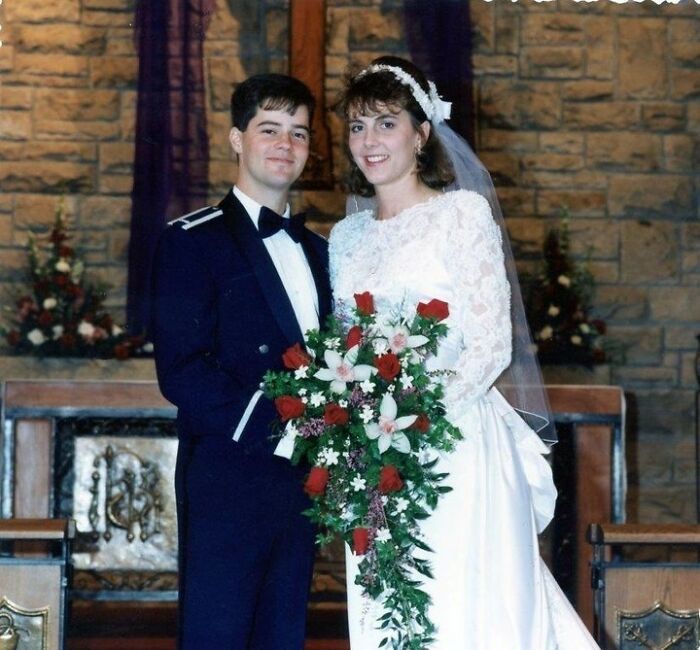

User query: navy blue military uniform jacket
[151,190,332,648]
[152,189,332,451]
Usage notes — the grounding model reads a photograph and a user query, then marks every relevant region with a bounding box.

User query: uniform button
[258,344,269,354]
[259,382,265,390]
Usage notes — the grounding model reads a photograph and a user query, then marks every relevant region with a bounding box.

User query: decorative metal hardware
[0,599,48,650]
[88,445,163,544]
[618,602,700,650]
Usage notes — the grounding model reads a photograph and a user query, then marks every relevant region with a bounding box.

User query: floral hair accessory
[356,64,452,124]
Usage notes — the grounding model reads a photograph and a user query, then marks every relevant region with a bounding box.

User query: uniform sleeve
[442,193,512,418]
[151,227,278,453]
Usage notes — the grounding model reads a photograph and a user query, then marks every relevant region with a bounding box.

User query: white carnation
[557,274,571,287]
[43,297,57,310]
[547,305,560,317]
[55,259,71,273]
[539,325,553,340]
[571,335,582,345]
[27,329,46,346]
[78,320,95,338]
[52,325,64,340]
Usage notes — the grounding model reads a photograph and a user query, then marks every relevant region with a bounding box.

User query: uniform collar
[232,186,290,228]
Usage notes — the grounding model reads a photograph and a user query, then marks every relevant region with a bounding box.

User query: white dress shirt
[231,186,319,458]
[233,186,319,336]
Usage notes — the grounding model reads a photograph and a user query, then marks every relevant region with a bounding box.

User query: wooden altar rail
[1,380,625,633]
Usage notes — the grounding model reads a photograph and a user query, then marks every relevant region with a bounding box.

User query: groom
[151,74,332,649]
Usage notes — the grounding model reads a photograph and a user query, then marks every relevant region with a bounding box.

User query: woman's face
[347,104,426,190]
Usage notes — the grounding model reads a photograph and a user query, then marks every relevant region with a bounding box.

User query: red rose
[305,467,329,497]
[282,342,312,370]
[59,333,76,349]
[592,319,607,335]
[6,330,21,347]
[114,343,130,360]
[374,352,401,381]
[411,414,430,433]
[352,527,370,555]
[354,292,375,315]
[55,274,67,286]
[38,311,53,327]
[59,246,74,258]
[346,325,363,349]
[417,298,449,321]
[324,403,349,426]
[274,395,305,422]
[378,465,404,494]
[50,228,66,244]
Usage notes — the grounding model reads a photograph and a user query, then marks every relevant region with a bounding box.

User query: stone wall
[0,0,698,523]
[469,1,700,523]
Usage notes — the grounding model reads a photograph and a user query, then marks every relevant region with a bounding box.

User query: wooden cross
[289,0,334,189]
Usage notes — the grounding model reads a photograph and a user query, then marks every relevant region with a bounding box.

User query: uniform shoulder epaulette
[168,205,223,230]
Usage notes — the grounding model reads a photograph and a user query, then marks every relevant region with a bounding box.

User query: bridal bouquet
[264,292,462,650]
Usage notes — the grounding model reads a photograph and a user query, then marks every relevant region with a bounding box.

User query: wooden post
[289,0,333,188]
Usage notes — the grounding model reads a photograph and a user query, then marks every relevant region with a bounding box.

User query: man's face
[229,105,310,195]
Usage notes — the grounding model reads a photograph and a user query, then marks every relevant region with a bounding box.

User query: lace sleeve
[442,191,512,417]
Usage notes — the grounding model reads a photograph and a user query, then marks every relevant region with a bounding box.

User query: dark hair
[231,74,316,131]
[339,56,454,197]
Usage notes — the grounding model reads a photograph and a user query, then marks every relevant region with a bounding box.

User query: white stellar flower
[557,274,571,287]
[365,393,417,454]
[351,476,367,492]
[141,341,154,353]
[375,528,392,543]
[360,405,375,424]
[294,365,309,380]
[77,320,95,338]
[547,304,560,317]
[399,373,414,390]
[111,324,124,337]
[394,497,409,514]
[55,259,71,273]
[314,345,376,394]
[27,328,46,346]
[43,297,57,310]
[380,323,429,354]
[359,379,375,394]
[309,391,326,407]
[322,449,340,466]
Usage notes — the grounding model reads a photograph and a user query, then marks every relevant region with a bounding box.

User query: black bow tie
[258,206,306,243]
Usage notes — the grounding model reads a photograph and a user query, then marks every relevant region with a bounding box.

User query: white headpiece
[355,64,452,124]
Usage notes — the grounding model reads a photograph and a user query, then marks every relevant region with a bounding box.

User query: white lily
[314,345,376,393]
[365,394,417,454]
[380,323,428,354]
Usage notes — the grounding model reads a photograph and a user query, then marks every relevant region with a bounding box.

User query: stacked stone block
[471,1,699,523]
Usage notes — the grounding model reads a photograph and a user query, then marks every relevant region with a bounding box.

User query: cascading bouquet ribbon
[264,292,462,650]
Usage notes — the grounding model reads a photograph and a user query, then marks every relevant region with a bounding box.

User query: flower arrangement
[526,219,606,366]
[1,202,146,359]
[264,292,462,650]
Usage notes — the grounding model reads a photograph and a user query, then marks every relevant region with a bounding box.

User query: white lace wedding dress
[329,190,600,650]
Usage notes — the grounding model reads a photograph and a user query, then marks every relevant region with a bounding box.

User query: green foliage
[264,298,461,649]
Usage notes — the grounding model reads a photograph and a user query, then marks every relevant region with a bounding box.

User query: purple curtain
[127,0,215,335]
[404,0,474,147]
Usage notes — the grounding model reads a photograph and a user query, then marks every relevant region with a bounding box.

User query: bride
[328,56,600,649]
